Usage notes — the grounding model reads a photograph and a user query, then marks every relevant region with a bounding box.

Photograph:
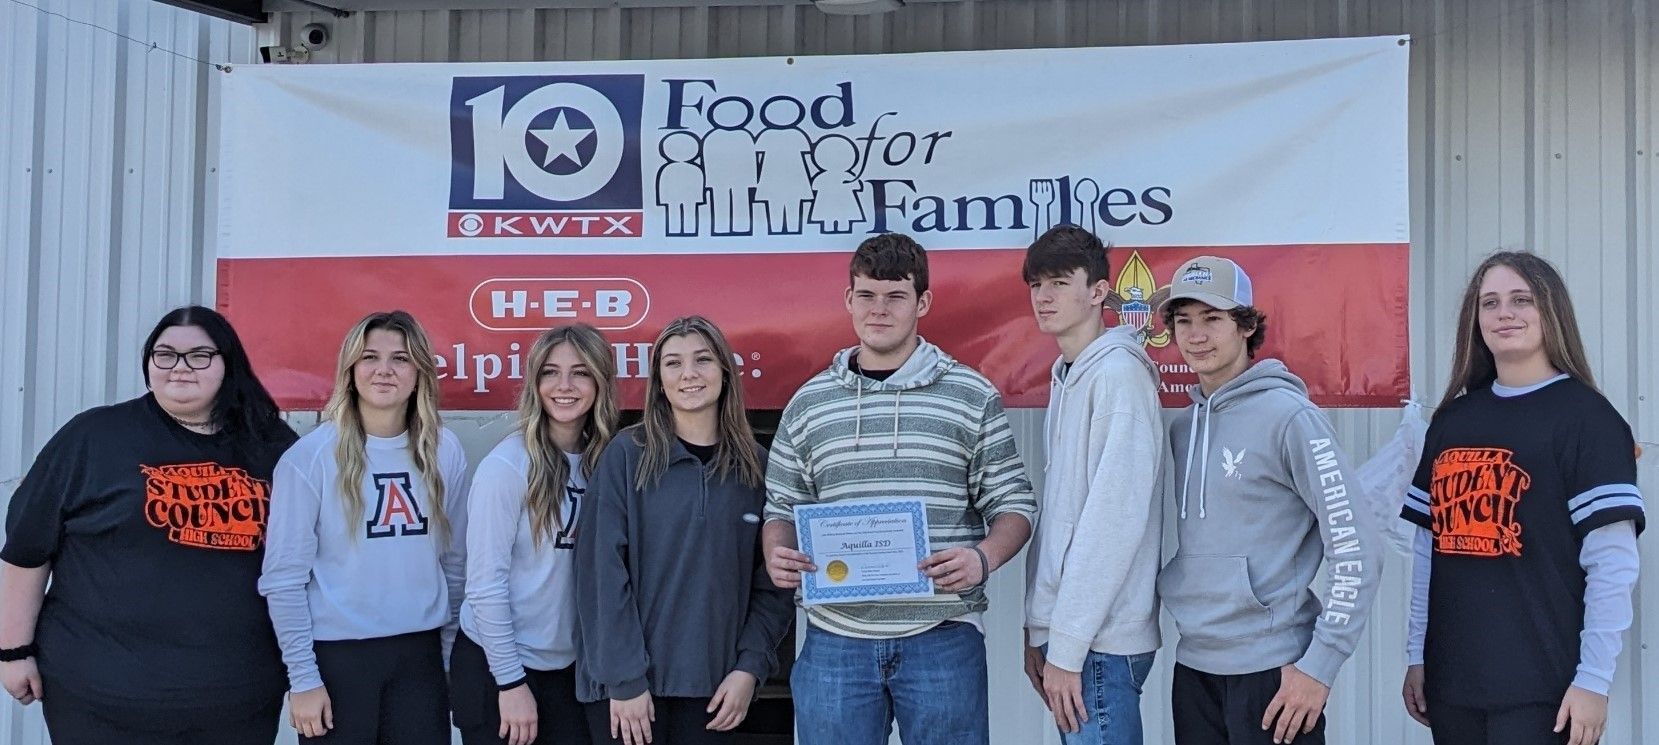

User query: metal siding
[4,0,1655,743]
[1,1,255,741]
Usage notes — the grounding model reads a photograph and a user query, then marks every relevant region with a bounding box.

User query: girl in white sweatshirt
[260,310,469,744]
[450,325,619,745]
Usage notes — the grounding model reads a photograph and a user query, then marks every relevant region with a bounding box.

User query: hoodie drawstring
[1197,404,1212,519]
[852,382,900,455]
[853,383,864,450]
[1179,402,1214,519]
[891,390,902,456]
[1180,403,1201,519]
[1045,374,1065,474]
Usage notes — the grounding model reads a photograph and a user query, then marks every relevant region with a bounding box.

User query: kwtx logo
[1221,448,1246,479]
[366,472,429,538]
[142,462,270,551]
[449,75,645,238]
[1429,447,1528,558]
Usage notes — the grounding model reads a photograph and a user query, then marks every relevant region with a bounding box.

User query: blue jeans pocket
[1125,651,1155,694]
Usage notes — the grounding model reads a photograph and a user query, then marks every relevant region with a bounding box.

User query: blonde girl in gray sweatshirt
[261,310,469,745]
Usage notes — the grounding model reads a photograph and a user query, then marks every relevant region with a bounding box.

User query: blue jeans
[1042,645,1156,745]
[792,621,989,745]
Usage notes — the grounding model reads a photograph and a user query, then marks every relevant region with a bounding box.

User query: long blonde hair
[1440,251,1597,410]
[635,316,764,491]
[321,311,450,545]
[519,325,619,546]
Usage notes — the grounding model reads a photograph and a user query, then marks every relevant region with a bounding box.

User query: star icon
[529,110,594,169]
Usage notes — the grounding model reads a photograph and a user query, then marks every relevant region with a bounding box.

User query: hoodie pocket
[1157,555,1273,641]
[1028,519,1075,618]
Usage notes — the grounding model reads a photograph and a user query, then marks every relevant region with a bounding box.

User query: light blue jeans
[1043,645,1156,745]
[793,621,989,745]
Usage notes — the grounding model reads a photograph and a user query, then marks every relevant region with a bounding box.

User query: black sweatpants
[305,628,451,745]
[1172,663,1326,745]
[583,696,735,745]
[450,629,591,745]
[1428,700,1573,745]
[42,688,281,745]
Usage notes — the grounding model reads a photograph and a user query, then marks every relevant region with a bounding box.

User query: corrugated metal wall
[3,0,1654,743]
[0,0,255,741]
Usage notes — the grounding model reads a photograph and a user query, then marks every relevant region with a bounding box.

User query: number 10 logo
[448,75,645,212]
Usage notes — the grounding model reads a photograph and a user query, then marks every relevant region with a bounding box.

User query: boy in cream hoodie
[1022,226,1165,745]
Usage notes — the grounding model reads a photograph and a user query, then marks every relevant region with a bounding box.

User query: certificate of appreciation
[794,498,934,606]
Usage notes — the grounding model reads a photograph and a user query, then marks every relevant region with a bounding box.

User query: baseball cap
[1168,256,1254,310]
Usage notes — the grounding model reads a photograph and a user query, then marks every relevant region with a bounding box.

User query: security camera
[260,44,296,63]
[299,23,330,51]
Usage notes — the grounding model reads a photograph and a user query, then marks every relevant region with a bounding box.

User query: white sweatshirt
[260,422,469,692]
[1024,326,1165,669]
[459,435,582,685]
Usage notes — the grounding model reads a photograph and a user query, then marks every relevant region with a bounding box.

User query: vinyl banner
[217,37,1410,410]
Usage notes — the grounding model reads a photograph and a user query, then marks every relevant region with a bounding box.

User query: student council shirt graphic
[1428,447,1529,558]
[142,462,272,551]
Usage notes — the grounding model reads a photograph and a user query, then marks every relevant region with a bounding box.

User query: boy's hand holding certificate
[794,498,934,605]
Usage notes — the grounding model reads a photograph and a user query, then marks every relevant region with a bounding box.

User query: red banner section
[218,243,1407,411]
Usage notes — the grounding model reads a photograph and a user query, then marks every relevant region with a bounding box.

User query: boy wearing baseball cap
[1156,256,1385,745]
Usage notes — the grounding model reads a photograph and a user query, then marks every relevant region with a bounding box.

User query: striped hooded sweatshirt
[764,339,1037,639]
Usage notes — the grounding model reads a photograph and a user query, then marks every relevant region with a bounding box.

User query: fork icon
[1029,179,1057,239]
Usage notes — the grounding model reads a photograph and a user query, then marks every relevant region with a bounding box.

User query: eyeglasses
[150,349,221,370]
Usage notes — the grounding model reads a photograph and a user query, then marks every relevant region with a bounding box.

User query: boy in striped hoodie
[762,233,1036,745]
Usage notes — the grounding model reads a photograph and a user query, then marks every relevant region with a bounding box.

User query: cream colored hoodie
[1024,325,1165,670]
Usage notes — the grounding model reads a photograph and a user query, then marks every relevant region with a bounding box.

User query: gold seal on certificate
[794,497,933,605]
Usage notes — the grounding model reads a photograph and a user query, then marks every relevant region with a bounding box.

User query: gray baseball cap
[1168,256,1254,310]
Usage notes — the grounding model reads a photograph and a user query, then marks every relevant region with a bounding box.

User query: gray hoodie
[1025,326,1165,669]
[1158,360,1384,687]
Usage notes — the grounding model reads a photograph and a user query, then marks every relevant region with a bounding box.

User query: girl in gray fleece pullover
[574,317,792,744]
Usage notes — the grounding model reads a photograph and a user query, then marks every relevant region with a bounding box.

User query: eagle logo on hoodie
[1221,447,1246,479]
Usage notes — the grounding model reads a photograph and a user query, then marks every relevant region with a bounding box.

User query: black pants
[306,629,451,744]
[450,629,591,745]
[584,696,734,745]
[1172,663,1326,745]
[1429,700,1573,745]
[42,688,281,745]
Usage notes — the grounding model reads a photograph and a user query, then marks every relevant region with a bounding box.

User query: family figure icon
[654,127,869,238]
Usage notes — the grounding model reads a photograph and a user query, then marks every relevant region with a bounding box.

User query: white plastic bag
[1355,401,1429,557]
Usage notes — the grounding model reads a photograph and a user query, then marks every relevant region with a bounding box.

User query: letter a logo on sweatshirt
[366,472,430,539]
